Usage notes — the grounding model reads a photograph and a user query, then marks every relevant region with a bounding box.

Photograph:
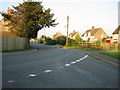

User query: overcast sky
[0,0,119,38]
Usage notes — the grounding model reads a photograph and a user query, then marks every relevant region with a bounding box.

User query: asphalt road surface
[2,43,118,88]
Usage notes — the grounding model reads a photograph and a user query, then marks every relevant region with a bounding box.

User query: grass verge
[65,46,99,51]
[100,52,120,60]
[2,49,30,52]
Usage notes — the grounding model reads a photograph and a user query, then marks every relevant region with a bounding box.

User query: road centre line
[64,55,88,67]
[28,74,37,77]
[7,55,89,84]
[76,60,80,62]
[43,55,88,74]
[8,80,14,83]
[44,70,52,73]
[70,61,76,64]
[65,64,71,66]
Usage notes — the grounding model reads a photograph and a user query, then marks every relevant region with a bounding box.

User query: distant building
[0,8,17,37]
[69,30,80,39]
[112,25,120,43]
[82,26,108,42]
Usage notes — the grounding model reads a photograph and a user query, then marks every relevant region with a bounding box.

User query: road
[2,43,118,88]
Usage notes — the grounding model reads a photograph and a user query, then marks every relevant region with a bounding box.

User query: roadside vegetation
[1,1,57,39]
[38,33,119,52]
[38,34,76,46]
[65,46,99,51]
[100,52,120,60]
[2,49,30,52]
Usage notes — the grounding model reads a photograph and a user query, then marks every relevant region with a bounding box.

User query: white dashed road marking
[70,61,76,64]
[44,70,52,73]
[43,55,88,74]
[28,74,37,77]
[76,60,80,62]
[65,64,70,67]
[8,80,14,83]
[79,59,83,60]
[7,55,89,84]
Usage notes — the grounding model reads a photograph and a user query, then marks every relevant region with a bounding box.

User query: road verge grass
[64,46,99,51]
[1,49,30,52]
[100,52,120,60]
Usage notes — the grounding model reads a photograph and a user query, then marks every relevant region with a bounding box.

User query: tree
[74,32,82,43]
[101,38,107,42]
[1,1,57,39]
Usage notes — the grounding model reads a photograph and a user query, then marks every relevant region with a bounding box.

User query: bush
[45,38,57,45]
[56,38,66,45]
[38,39,44,44]
[68,39,76,46]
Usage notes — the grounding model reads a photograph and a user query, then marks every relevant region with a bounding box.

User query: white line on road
[76,60,80,62]
[44,70,52,73]
[65,64,71,67]
[28,74,37,77]
[79,59,83,60]
[8,80,14,83]
[79,55,88,60]
[43,55,88,74]
[70,61,76,64]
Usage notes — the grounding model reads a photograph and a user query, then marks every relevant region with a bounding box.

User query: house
[69,30,80,39]
[81,26,108,42]
[0,19,18,37]
[112,25,120,43]
[0,8,17,37]
[52,32,62,39]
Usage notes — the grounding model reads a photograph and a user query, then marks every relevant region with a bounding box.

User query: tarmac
[2,44,119,67]
[67,48,119,67]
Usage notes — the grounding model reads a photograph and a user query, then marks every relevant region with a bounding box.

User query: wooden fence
[0,37,29,51]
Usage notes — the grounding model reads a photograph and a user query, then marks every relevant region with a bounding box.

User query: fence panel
[1,37,29,51]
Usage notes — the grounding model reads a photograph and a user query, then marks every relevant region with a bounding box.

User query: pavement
[2,43,119,88]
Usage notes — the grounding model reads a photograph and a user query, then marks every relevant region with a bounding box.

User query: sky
[0,0,119,38]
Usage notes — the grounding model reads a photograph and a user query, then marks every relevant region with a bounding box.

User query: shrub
[38,39,44,44]
[45,38,57,45]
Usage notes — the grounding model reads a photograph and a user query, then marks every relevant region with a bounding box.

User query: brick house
[0,8,17,37]
[82,26,108,42]
[0,19,18,37]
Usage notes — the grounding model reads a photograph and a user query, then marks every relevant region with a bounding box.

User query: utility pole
[66,16,69,46]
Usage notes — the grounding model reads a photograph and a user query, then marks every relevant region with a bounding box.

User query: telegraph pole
[66,16,69,46]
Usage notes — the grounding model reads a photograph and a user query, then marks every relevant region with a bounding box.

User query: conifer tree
[1,1,57,39]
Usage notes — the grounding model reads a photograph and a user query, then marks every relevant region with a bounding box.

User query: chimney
[7,7,12,15]
[92,26,95,30]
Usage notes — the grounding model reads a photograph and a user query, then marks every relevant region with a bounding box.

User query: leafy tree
[101,38,107,42]
[1,1,57,39]
[74,32,82,43]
